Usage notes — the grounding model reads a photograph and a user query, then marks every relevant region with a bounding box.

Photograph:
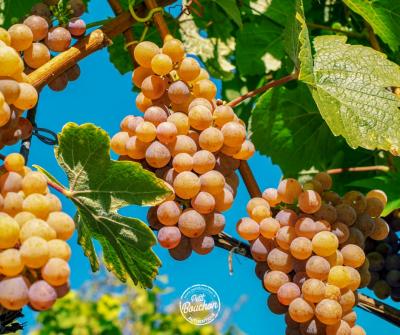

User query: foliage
[37,123,171,288]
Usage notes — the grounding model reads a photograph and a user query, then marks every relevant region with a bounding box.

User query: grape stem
[306,22,366,39]
[365,21,382,52]
[47,179,69,197]
[327,165,390,174]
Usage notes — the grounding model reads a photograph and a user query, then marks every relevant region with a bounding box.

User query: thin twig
[327,165,390,174]
[20,105,38,163]
[307,22,365,39]
[365,21,382,52]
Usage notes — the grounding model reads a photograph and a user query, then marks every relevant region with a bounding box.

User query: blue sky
[6,0,399,333]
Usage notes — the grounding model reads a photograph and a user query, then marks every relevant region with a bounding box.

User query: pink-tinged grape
[192,150,215,174]
[157,201,181,226]
[46,212,75,241]
[162,38,185,63]
[167,112,189,135]
[342,191,367,215]
[277,282,301,305]
[156,121,178,144]
[326,250,344,267]
[134,41,160,68]
[120,115,143,134]
[373,280,391,299]
[342,311,357,328]
[339,289,355,313]
[267,248,294,274]
[298,190,322,214]
[191,191,215,214]
[151,53,172,76]
[125,136,149,159]
[366,189,387,207]
[68,17,86,37]
[136,92,153,112]
[0,172,22,195]
[45,27,71,52]
[327,266,350,289]
[173,171,200,199]
[221,121,246,147]
[20,218,56,242]
[263,270,289,293]
[326,320,351,335]
[145,139,171,169]
[295,217,318,239]
[204,212,225,235]
[365,197,384,217]
[172,153,193,173]
[262,188,281,206]
[41,257,70,286]
[302,279,325,303]
[169,236,192,261]
[250,237,272,261]
[14,83,38,110]
[168,134,197,156]
[350,325,366,335]
[314,172,332,190]
[278,178,302,204]
[314,204,337,224]
[213,105,235,127]
[214,188,233,212]
[267,294,287,315]
[189,97,213,111]
[345,266,361,291]
[193,79,217,101]
[132,66,153,88]
[28,280,57,311]
[178,57,200,81]
[178,209,205,238]
[198,127,224,152]
[157,226,181,249]
[324,284,341,301]
[135,121,156,142]
[353,212,374,237]
[22,171,48,195]
[0,215,20,248]
[260,217,280,239]
[141,75,167,100]
[236,217,259,241]
[0,46,24,77]
[54,282,70,298]
[191,235,214,255]
[3,192,23,216]
[0,79,21,104]
[315,299,342,325]
[290,237,312,260]
[312,231,338,257]
[8,24,33,51]
[306,256,331,280]
[48,239,71,261]
[200,170,225,196]
[370,217,389,240]
[48,73,68,91]
[335,204,357,226]
[276,209,298,227]
[144,106,168,126]
[24,42,50,68]
[300,319,326,335]
[188,105,213,130]
[331,222,350,244]
[341,245,365,268]
[276,226,296,250]
[289,297,315,323]
[0,276,29,310]
[110,132,129,155]
[168,80,190,104]
[20,236,49,268]
[0,248,24,276]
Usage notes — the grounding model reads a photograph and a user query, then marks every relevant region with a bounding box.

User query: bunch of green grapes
[241,173,389,335]
[0,153,75,312]
[111,35,255,260]
[364,210,400,301]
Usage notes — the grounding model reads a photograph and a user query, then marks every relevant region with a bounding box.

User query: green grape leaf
[235,17,285,76]
[348,174,400,216]
[307,35,400,154]
[212,0,242,29]
[343,0,400,52]
[107,35,134,75]
[249,83,342,176]
[0,0,40,27]
[43,123,171,287]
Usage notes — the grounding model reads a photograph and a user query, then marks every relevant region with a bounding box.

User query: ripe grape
[315,299,342,325]
[188,105,213,130]
[134,41,160,68]
[151,53,172,76]
[306,256,331,280]
[193,79,217,101]
[233,140,255,160]
[289,297,315,323]
[132,66,153,88]
[0,27,11,45]
[144,106,168,126]
[45,27,71,52]
[168,80,190,104]
[168,134,197,156]
[0,248,24,276]
[3,192,23,216]
[191,191,215,214]
[41,257,70,286]
[350,325,366,335]
[22,171,48,195]
[169,236,192,260]
[276,209,298,226]
[330,222,349,244]
[171,153,192,172]
[342,311,357,328]
[8,24,33,51]
[341,245,365,268]
[141,75,167,100]
[212,105,234,127]
[204,212,225,235]
[136,92,153,112]
[68,18,86,37]
[276,226,296,250]
[47,239,71,261]
[365,197,384,217]
[312,231,338,257]
[366,189,387,206]
[302,279,325,303]
[200,170,225,196]
[20,236,49,268]
[250,205,271,223]
[24,42,50,68]
[278,178,302,204]
[353,212,374,237]
[303,179,323,194]
[0,46,24,77]
[345,266,361,291]
[192,150,215,174]
[191,235,214,255]
[28,280,57,311]
[326,250,344,267]
[198,127,224,152]
[157,226,181,249]
[370,217,389,240]
[342,191,367,215]
[178,57,200,81]
[343,227,364,248]
[14,211,35,227]
[251,238,272,261]
[326,320,351,335]
[167,112,189,135]
[214,188,233,212]
[295,217,319,239]
[298,190,322,214]
[0,79,21,104]
[260,217,280,239]
[48,72,68,91]
[4,152,25,172]
[290,237,312,260]
[277,282,301,305]
[267,248,294,273]
[327,266,350,289]
[339,289,355,313]
[125,136,149,159]
[262,188,281,206]
[173,171,200,199]
[0,276,29,310]
[221,121,246,148]
[156,201,181,226]
[14,82,38,110]
[189,97,213,111]
[135,121,156,143]
[324,284,341,301]
[236,217,259,241]
[46,212,75,241]
[335,204,356,226]
[263,270,289,293]
[314,172,332,190]
[110,132,129,155]
[314,204,337,224]
[178,209,206,238]
[373,280,391,299]
[162,38,185,63]
[0,215,20,248]
[20,218,56,242]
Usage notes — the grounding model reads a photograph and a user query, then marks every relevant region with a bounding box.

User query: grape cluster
[111,36,255,259]
[0,153,75,312]
[364,211,400,301]
[241,173,389,335]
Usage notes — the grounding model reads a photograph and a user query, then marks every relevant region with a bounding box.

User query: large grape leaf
[0,0,40,27]
[343,0,400,52]
[249,83,342,176]
[38,123,171,288]
[307,36,400,154]
[212,0,242,29]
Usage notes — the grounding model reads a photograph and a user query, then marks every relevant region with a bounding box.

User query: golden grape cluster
[111,35,255,259]
[0,153,75,312]
[239,173,389,335]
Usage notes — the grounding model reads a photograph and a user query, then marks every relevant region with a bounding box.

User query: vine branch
[327,165,390,174]
[307,22,365,39]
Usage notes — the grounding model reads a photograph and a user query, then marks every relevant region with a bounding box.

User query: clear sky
[7,0,399,333]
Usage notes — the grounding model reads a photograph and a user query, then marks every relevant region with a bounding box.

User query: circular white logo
[179,284,221,325]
